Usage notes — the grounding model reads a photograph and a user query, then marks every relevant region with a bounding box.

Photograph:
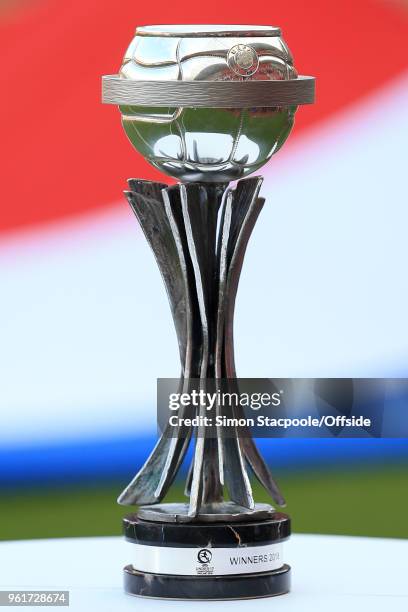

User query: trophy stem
[118,177,285,517]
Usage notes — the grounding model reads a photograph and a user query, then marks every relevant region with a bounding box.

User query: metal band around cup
[101,75,315,108]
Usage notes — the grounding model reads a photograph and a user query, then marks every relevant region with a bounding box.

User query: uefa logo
[197,549,212,564]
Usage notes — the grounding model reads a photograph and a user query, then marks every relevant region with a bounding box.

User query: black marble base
[124,564,291,600]
[123,510,291,600]
[123,509,290,544]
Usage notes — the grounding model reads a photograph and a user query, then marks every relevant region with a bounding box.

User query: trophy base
[124,564,291,600]
[122,507,290,600]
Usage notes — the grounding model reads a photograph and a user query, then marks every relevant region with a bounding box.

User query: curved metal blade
[118,183,193,505]
[222,177,286,507]
[178,183,224,516]
[215,188,254,509]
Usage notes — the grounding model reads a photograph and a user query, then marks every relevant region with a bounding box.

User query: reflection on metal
[102,25,315,182]
[113,99,300,182]
[134,25,282,38]
[137,502,277,524]
[118,178,285,517]
[121,107,183,124]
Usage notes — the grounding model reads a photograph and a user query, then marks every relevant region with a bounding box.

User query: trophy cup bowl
[117,24,298,182]
[102,24,315,600]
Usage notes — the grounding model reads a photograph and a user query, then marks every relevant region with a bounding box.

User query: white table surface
[0,534,406,610]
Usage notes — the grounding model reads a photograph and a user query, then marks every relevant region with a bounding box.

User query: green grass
[0,464,407,541]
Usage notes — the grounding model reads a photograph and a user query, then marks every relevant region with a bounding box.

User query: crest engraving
[227,44,259,76]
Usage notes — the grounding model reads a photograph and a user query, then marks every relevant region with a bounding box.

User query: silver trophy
[102,24,315,600]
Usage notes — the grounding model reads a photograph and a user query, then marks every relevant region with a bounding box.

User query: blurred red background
[1,0,408,233]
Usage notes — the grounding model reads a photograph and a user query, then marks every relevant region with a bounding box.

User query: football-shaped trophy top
[109,25,302,182]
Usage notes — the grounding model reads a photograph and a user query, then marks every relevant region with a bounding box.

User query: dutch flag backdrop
[1,0,408,486]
